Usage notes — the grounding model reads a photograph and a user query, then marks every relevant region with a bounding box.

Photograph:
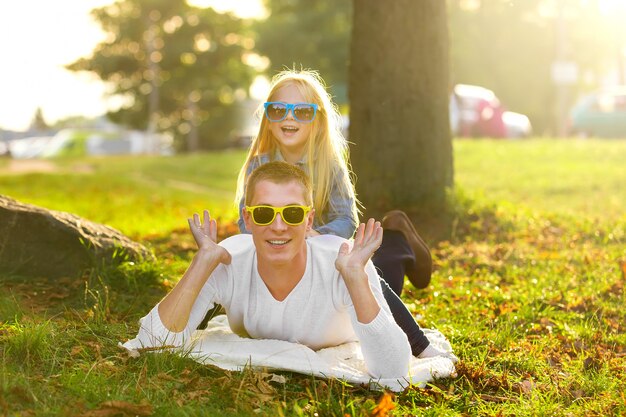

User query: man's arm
[158,210,231,332]
[335,219,411,378]
[334,218,382,323]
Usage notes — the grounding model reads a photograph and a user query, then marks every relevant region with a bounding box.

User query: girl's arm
[315,168,358,239]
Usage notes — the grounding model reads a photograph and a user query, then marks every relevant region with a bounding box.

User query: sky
[0,0,264,132]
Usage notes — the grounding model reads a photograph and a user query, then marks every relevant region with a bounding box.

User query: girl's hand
[335,219,382,280]
[188,210,231,265]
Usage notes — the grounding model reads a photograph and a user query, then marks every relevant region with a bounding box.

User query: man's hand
[158,210,231,332]
[334,218,383,324]
[335,218,382,281]
[188,210,231,265]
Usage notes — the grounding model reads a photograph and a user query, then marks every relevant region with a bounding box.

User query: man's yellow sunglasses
[245,205,312,226]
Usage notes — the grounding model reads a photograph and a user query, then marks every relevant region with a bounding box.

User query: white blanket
[121,315,456,392]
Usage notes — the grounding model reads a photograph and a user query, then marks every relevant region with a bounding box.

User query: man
[130,161,411,378]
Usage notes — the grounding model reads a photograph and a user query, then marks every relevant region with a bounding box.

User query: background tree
[254,1,625,136]
[67,0,255,150]
[255,0,351,104]
[349,0,452,223]
[30,107,49,131]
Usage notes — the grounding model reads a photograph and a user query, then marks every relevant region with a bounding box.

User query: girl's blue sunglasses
[263,102,318,123]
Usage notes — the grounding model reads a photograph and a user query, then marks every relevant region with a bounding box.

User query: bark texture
[349,0,453,220]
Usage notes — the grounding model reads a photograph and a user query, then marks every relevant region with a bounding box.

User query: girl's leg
[372,229,414,295]
[373,211,434,357]
[373,211,432,294]
[379,277,430,356]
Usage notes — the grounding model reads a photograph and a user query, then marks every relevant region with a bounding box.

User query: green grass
[1,139,625,416]
[0,151,245,238]
[454,138,626,222]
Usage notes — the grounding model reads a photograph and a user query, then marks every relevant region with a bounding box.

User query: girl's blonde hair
[235,69,358,224]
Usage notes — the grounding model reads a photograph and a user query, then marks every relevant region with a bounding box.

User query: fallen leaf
[479,394,514,403]
[79,400,153,417]
[583,356,601,371]
[10,386,33,403]
[570,389,585,399]
[518,379,534,394]
[269,374,286,384]
[371,392,395,417]
[156,372,180,382]
[85,341,102,359]
[71,346,85,357]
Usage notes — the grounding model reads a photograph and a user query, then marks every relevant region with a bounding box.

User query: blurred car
[569,86,626,138]
[451,84,532,138]
[502,110,532,139]
[8,136,55,159]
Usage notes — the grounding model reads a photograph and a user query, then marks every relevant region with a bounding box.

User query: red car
[451,84,531,138]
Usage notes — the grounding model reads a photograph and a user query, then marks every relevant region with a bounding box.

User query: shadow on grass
[0,255,166,324]
[405,187,518,245]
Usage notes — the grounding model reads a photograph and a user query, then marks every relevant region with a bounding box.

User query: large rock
[0,195,154,279]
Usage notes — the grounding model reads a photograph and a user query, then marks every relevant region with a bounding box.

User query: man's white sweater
[133,234,411,378]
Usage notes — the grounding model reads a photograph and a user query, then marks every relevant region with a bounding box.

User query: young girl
[236,70,357,239]
[235,69,452,360]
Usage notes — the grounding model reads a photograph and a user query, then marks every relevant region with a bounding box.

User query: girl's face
[267,83,314,162]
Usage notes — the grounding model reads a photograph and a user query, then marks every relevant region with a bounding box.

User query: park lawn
[0,139,625,416]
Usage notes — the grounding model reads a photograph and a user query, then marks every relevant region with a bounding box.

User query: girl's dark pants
[374,229,431,356]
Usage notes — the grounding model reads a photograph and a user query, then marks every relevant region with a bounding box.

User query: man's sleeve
[343,261,412,378]
[128,264,229,349]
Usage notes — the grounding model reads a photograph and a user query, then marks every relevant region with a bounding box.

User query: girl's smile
[268,84,313,163]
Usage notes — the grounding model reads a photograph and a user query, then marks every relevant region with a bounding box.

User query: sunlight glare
[187,0,267,19]
[0,0,115,131]
[249,76,270,101]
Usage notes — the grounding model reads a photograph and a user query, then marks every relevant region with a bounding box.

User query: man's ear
[306,208,315,230]
[242,206,252,231]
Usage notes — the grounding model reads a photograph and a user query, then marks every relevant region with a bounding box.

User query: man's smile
[267,239,291,246]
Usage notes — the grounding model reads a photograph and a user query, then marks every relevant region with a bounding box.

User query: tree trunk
[349,0,453,223]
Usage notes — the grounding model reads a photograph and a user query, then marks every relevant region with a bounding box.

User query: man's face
[243,179,313,268]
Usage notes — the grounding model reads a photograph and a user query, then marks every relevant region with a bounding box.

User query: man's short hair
[246,161,313,206]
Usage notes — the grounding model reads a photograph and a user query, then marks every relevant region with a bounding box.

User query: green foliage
[255,0,351,104]
[0,292,22,323]
[0,140,625,415]
[67,0,255,150]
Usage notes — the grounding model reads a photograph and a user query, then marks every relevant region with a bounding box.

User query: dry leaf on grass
[371,392,395,417]
[517,379,535,394]
[234,372,278,408]
[479,394,513,403]
[78,400,153,417]
[269,374,286,384]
